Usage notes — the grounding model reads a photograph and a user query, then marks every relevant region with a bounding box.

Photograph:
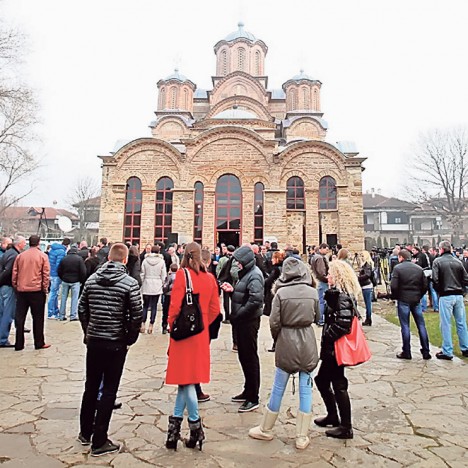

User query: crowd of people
[0,234,467,456]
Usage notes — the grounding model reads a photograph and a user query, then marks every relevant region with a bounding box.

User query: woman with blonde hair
[358,250,374,326]
[165,242,220,451]
[314,260,361,439]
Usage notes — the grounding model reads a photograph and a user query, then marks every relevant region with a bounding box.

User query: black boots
[362,318,372,326]
[325,425,354,439]
[314,414,340,427]
[185,418,205,450]
[165,416,183,450]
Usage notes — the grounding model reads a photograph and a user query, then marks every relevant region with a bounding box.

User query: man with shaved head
[0,237,12,259]
[0,236,26,347]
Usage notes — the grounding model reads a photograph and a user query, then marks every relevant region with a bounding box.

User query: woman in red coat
[165,242,220,451]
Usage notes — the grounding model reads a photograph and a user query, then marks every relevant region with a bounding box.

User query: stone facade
[99,23,365,252]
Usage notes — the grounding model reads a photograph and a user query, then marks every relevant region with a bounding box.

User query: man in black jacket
[78,243,142,456]
[432,241,468,360]
[221,246,264,413]
[57,246,87,321]
[391,249,431,360]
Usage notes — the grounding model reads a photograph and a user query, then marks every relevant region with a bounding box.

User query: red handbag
[334,316,372,366]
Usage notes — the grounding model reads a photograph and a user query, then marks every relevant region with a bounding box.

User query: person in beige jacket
[140,245,167,333]
[12,235,51,351]
[249,257,319,449]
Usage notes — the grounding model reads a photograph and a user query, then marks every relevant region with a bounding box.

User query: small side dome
[213,107,258,119]
[224,21,257,42]
[163,68,190,83]
[290,69,314,82]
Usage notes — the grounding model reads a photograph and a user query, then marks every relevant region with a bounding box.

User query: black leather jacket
[432,252,468,297]
[390,260,427,305]
[320,288,354,361]
[0,246,20,286]
[78,261,143,348]
[230,246,264,324]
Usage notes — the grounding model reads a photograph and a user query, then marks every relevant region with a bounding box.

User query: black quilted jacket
[78,261,143,348]
[320,288,354,361]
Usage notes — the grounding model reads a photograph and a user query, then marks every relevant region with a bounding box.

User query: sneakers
[238,401,259,413]
[77,433,91,446]
[231,393,247,403]
[436,352,453,360]
[462,350,468,358]
[396,352,412,360]
[91,439,120,457]
[197,393,211,403]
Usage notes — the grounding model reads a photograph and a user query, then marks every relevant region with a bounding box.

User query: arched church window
[290,89,298,111]
[193,182,204,244]
[221,49,228,75]
[154,177,174,243]
[302,87,309,109]
[254,182,264,243]
[215,174,242,246]
[287,176,305,210]
[238,47,246,71]
[184,89,189,110]
[319,176,337,210]
[255,51,261,75]
[159,87,166,109]
[170,86,178,109]
[123,177,142,245]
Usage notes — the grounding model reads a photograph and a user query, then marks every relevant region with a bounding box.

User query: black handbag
[171,268,204,341]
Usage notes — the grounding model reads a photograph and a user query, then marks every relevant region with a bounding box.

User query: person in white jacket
[140,245,167,333]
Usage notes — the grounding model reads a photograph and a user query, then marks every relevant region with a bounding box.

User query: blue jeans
[174,384,199,421]
[317,281,329,325]
[439,295,468,357]
[268,368,313,414]
[0,286,16,345]
[59,282,80,320]
[362,288,373,320]
[397,301,430,356]
[428,281,438,311]
[48,276,62,318]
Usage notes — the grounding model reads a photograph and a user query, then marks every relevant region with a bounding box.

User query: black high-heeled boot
[185,418,205,451]
[165,416,183,450]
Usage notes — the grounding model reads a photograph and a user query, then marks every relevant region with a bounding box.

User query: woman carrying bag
[314,260,362,440]
[165,243,220,451]
[249,257,320,449]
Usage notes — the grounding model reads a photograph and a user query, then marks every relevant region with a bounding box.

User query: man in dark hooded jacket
[78,243,142,456]
[221,246,264,413]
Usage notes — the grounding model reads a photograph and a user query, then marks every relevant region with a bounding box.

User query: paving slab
[0,301,467,466]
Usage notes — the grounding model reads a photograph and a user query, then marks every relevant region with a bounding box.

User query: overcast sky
[3,0,468,209]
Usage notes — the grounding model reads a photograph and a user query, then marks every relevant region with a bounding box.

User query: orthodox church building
[98,23,365,251]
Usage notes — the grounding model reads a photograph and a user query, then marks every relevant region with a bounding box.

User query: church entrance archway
[215,174,242,247]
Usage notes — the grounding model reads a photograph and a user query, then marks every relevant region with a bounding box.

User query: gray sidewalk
[0,304,467,467]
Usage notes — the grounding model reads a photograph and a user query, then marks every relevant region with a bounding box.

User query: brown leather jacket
[12,247,50,292]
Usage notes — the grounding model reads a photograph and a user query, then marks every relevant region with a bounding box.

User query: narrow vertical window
[193,182,204,244]
[154,177,174,244]
[254,182,264,243]
[170,86,178,109]
[184,88,189,110]
[286,176,305,210]
[159,87,166,109]
[302,87,309,109]
[221,49,228,75]
[238,47,245,71]
[123,177,142,245]
[290,89,297,111]
[319,176,337,209]
[313,88,318,110]
[255,50,261,75]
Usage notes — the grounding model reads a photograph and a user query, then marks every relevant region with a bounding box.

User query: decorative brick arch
[153,115,190,130]
[278,141,347,174]
[186,126,273,165]
[206,95,272,121]
[210,71,268,105]
[280,169,312,187]
[113,138,184,169]
[208,167,246,186]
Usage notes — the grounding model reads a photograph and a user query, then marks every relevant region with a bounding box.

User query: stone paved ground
[1,300,468,467]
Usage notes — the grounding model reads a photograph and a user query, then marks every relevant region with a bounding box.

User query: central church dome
[224,22,257,42]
